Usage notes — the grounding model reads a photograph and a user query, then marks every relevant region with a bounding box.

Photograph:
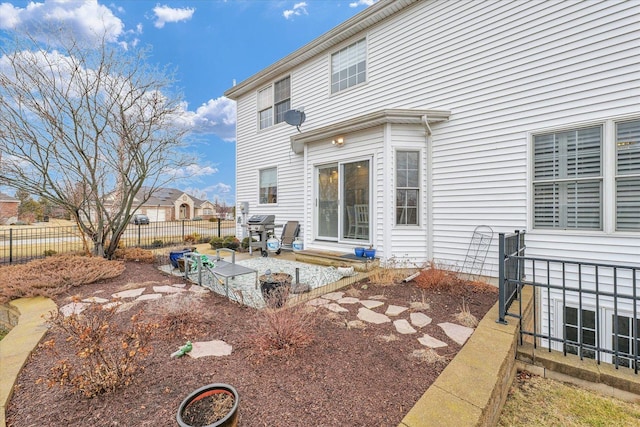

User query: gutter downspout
[422,114,433,262]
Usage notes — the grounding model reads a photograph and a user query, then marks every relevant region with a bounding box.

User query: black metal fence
[0,219,236,265]
[497,231,640,373]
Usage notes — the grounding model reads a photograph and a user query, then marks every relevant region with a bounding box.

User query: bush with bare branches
[246,292,316,357]
[414,261,464,294]
[43,304,157,398]
[0,255,125,303]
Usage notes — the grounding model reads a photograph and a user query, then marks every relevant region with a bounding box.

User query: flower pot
[259,273,292,308]
[363,248,376,259]
[354,247,365,257]
[177,383,239,427]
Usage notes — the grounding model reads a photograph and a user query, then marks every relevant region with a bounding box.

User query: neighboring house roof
[139,187,209,207]
[0,192,19,202]
[224,0,418,99]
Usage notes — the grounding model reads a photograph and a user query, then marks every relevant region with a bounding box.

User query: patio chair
[354,204,369,239]
[276,220,300,254]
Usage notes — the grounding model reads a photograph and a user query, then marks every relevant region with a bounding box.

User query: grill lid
[247,214,275,225]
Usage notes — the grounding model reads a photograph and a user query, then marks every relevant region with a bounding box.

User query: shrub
[246,295,316,357]
[367,257,411,286]
[0,255,125,303]
[414,261,463,293]
[223,236,240,250]
[209,236,224,249]
[241,237,253,250]
[151,239,163,248]
[184,233,200,244]
[148,293,211,339]
[43,249,57,257]
[44,304,158,398]
[113,247,155,263]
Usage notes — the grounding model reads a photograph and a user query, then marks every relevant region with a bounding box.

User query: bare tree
[0,29,192,258]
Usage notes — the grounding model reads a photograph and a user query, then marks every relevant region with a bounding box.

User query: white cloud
[283,2,308,20]
[349,0,378,7]
[179,97,236,141]
[184,182,232,202]
[0,0,125,46]
[166,164,219,180]
[152,4,195,29]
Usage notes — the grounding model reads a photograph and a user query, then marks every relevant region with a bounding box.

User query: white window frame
[395,150,420,226]
[330,38,367,94]
[257,76,290,130]
[529,116,640,234]
[258,167,277,205]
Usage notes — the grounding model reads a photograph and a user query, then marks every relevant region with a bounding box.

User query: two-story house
[226,0,639,363]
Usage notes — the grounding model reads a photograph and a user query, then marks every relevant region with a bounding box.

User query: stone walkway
[58,285,475,359]
[308,291,475,349]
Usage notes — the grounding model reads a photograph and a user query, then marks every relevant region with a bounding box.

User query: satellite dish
[284,109,306,132]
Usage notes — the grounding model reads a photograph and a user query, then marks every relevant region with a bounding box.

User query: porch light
[332,137,344,146]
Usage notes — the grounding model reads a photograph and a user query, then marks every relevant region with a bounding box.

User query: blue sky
[0,0,376,205]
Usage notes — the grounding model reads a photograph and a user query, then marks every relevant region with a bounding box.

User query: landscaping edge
[0,297,57,427]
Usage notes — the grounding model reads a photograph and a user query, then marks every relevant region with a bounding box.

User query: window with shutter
[533,126,602,229]
[616,119,640,231]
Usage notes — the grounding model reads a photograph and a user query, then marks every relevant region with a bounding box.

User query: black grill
[246,215,275,255]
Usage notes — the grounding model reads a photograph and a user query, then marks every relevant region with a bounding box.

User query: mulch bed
[6,261,497,427]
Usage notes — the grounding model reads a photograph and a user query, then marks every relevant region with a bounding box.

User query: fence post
[497,232,507,324]
[217,217,221,237]
[9,228,13,265]
[137,224,141,247]
[182,220,185,241]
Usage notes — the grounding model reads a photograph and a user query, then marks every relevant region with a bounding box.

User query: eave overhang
[289,109,451,154]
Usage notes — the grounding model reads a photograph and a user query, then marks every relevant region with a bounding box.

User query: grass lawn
[498,372,640,426]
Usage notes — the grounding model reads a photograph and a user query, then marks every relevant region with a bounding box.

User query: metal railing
[497,231,640,373]
[0,219,236,265]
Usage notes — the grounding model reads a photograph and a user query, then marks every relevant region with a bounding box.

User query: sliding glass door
[316,159,370,242]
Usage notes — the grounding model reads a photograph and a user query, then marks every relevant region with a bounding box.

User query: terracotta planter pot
[177,383,239,427]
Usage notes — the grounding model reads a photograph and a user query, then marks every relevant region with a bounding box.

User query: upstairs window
[331,38,366,94]
[396,151,419,225]
[259,167,277,204]
[258,76,290,130]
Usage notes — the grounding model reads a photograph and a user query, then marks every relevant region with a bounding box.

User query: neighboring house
[0,192,19,224]
[226,1,639,362]
[134,187,216,221]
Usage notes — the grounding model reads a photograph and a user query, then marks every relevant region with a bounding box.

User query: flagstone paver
[386,305,408,316]
[189,285,210,294]
[417,334,448,348]
[360,300,384,309]
[326,303,349,313]
[188,340,233,358]
[82,296,109,304]
[337,297,360,304]
[346,320,367,329]
[438,322,474,345]
[136,294,163,301]
[393,319,417,334]
[59,302,90,317]
[153,285,186,294]
[306,298,330,306]
[322,292,345,301]
[369,295,387,300]
[112,288,146,299]
[103,301,122,310]
[410,312,432,328]
[357,307,391,324]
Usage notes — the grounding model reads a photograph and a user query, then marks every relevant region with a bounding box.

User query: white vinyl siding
[616,119,640,231]
[331,38,366,94]
[231,0,639,270]
[533,126,602,230]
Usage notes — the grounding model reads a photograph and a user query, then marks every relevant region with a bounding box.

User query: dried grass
[113,247,155,263]
[455,299,478,328]
[0,255,125,303]
[410,349,446,364]
[414,261,464,294]
[367,257,415,286]
[147,293,210,338]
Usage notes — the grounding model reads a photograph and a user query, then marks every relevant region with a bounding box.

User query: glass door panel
[317,165,339,239]
[342,160,369,241]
